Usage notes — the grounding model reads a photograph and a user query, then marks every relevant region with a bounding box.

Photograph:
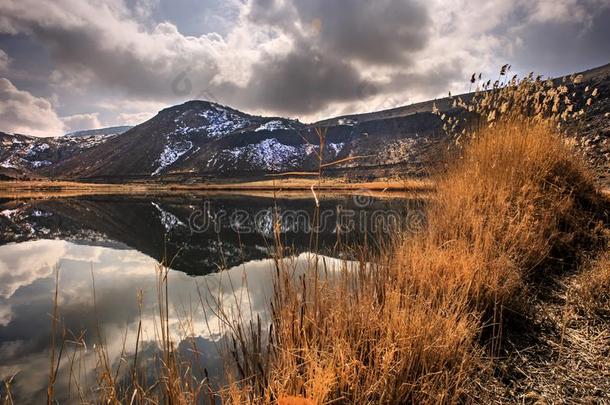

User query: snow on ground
[216,138,301,171]
[29,160,52,168]
[304,144,317,155]
[151,202,185,232]
[198,106,249,137]
[210,138,342,171]
[0,159,16,169]
[1,209,20,219]
[254,120,291,132]
[25,143,49,157]
[327,142,345,155]
[152,140,193,176]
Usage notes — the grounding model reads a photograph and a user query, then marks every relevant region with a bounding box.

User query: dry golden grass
[228,119,606,404]
[572,248,610,318]
[426,121,601,309]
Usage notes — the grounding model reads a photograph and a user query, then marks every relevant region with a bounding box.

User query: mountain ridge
[1,63,608,184]
[65,126,133,138]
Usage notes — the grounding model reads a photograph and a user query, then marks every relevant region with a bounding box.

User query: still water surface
[0,193,421,402]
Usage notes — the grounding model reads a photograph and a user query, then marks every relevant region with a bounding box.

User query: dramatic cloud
[247,0,430,66]
[232,0,437,114]
[0,78,64,136]
[506,6,610,75]
[243,50,371,114]
[61,112,102,133]
[0,0,440,119]
[0,0,608,134]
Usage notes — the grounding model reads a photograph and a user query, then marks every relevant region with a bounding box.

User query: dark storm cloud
[509,7,610,77]
[233,0,433,114]
[386,60,467,96]
[32,24,220,100]
[247,0,431,66]
[293,0,430,65]
[242,49,373,114]
[233,54,465,116]
[0,34,55,94]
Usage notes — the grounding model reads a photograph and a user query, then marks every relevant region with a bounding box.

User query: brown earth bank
[0,178,433,199]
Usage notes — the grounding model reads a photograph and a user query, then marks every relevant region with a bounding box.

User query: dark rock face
[563,65,610,185]
[1,64,608,184]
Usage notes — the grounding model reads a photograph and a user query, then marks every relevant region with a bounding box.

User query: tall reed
[226,71,606,403]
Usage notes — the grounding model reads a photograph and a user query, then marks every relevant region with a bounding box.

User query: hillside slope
[1,63,608,183]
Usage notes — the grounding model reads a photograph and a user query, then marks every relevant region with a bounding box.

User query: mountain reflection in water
[0,194,423,275]
[0,193,422,403]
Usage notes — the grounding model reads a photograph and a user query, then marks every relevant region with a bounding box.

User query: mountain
[45,101,317,180]
[65,125,133,138]
[43,99,445,181]
[1,63,608,183]
[0,131,117,179]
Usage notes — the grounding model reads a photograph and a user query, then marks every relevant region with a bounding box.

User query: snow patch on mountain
[217,138,301,171]
[74,135,114,149]
[0,159,16,169]
[171,105,251,137]
[327,142,345,155]
[255,120,291,132]
[174,124,207,136]
[1,209,20,219]
[0,132,117,176]
[198,106,250,137]
[29,160,52,168]
[152,140,193,176]
[337,118,358,126]
[26,143,49,156]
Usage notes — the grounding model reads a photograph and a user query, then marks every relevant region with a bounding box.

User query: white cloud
[0,239,67,299]
[61,112,102,133]
[525,0,608,24]
[117,111,154,125]
[0,78,64,136]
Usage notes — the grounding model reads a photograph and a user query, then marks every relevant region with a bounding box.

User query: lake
[0,193,424,402]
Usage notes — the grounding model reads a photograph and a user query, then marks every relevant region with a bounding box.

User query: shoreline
[0,178,434,199]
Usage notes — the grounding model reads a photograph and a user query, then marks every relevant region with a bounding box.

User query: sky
[0,0,609,137]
